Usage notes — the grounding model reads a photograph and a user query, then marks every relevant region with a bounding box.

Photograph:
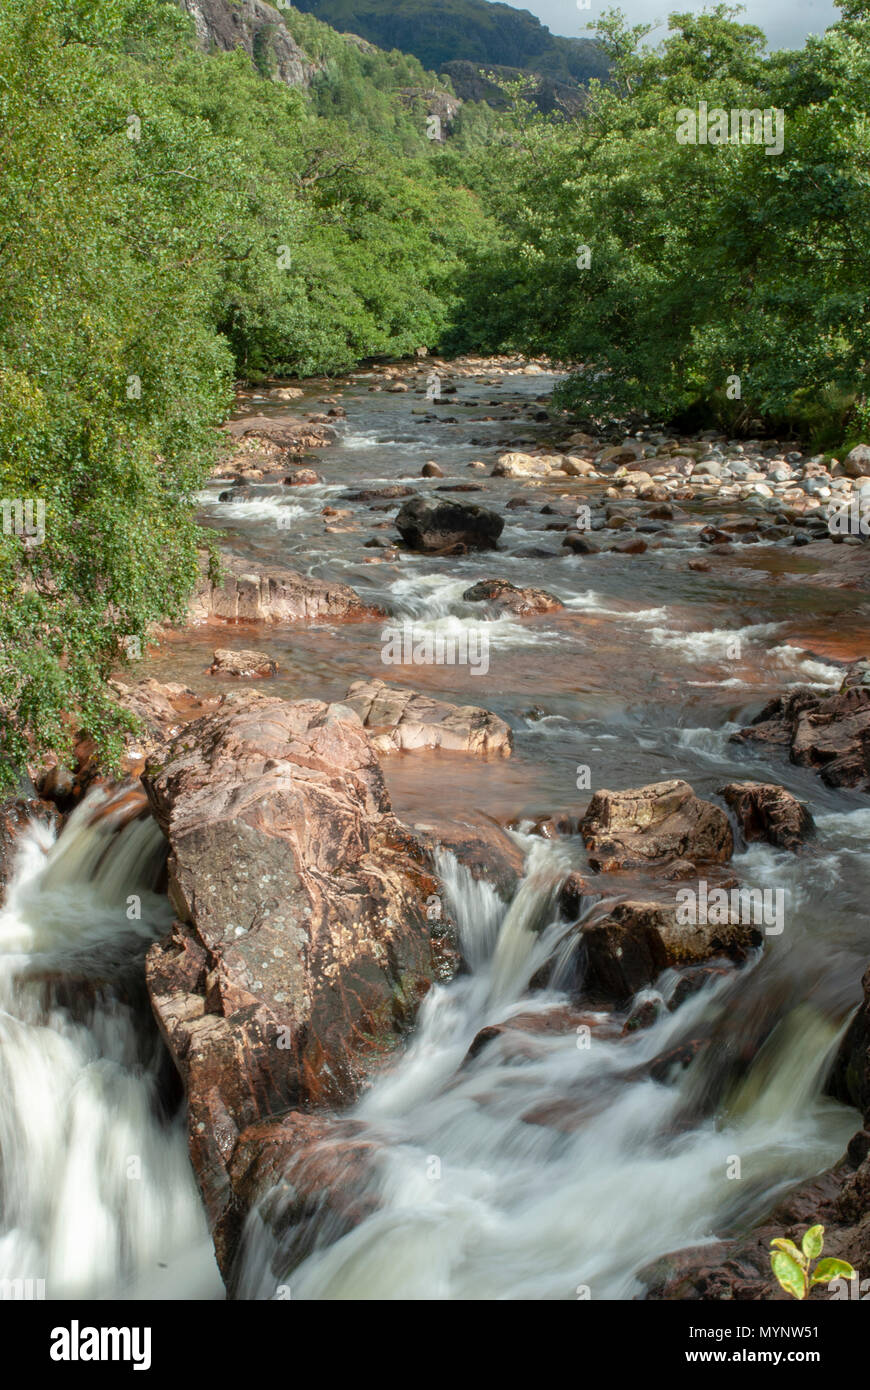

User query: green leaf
[802,1225,824,1260]
[810,1258,857,1287]
[771,1250,807,1300]
[771,1238,805,1264]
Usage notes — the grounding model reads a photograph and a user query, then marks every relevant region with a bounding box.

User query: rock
[283,469,321,486]
[106,678,221,776]
[188,555,379,625]
[216,1110,381,1286]
[395,495,503,553]
[580,780,734,872]
[608,536,648,555]
[461,578,563,616]
[225,413,337,451]
[718,781,814,851]
[343,679,512,757]
[560,457,596,477]
[829,964,870,1117]
[0,798,60,904]
[421,461,444,478]
[208,649,278,679]
[581,900,759,1002]
[415,820,526,900]
[562,532,600,555]
[144,693,455,1252]
[341,486,413,503]
[491,452,558,478]
[732,664,870,791]
[843,444,870,478]
[558,870,593,920]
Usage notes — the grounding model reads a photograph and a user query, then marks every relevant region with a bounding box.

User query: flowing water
[3,366,869,1299]
[0,793,222,1299]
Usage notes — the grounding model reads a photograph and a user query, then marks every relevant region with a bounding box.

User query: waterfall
[0,793,222,1300]
[237,839,857,1301]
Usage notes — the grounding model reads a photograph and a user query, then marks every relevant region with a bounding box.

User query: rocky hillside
[290,0,606,83]
[177,0,314,85]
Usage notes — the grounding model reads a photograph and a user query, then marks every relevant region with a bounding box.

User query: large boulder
[462,578,563,616]
[732,664,870,791]
[395,496,503,552]
[579,780,734,871]
[718,781,814,851]
[143,693,456,1260]
[580,899,760,1002]
[188,555,379,625]
[343,679,512,757]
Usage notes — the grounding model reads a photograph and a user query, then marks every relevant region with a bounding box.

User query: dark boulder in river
[395,495,504,552]
[718,780,814,852]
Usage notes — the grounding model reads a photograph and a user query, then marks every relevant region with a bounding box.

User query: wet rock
[421,461,444,478]
[395,495,503,553]
[718,781,814,851]
[342,486,414,503]
[283,469,321,486]
[828,964,870,1116]
[188,555,380,625]
[415,819,526,900]
[580,900,758,1002]
[144,693,454,1248]
[208,649,278,679]
[732,663,870,791]
[461,578,563,616]
[608,536,648,555]
[343,679,513,757]
[558,870,593,920]
[217,1110,381,1287]
[579,780,734,872]
[562,532,600,555]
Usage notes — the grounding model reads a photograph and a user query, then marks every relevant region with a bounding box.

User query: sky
[518,0,840,51]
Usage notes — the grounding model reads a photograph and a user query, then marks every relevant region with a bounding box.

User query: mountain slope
[288,0,607,84]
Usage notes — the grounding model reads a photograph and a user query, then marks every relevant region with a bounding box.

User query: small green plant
[770,1225,856,1300]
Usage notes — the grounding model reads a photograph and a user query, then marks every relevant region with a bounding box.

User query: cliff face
[177,0,314,87]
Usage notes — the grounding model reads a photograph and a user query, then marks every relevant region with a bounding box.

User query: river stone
[208,649,278,678]
[580,899,760,1002]
[144,693,455,1256]
[395,495,504,552]
[491,452,559,478]
[343,679,512,757]
[580,780,734,871]
[732,663,870,791]
[188,554,380,625]
[718,781,814,851]
[462,578,563,616]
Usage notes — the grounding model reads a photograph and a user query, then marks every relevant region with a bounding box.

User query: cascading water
[237,836,860,1301]
[0,793,222,1300]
